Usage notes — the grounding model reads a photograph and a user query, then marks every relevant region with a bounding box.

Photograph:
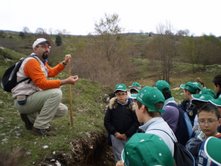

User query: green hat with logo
[130,82,141,88]
[114,83,127,93]
[155,80,170,92]
[209,94,221,107]
[136,86,165,112]
[122,133,174,166]
[192,88,215,102]
[180,81,202,94]
[129,82,142,93]
[204,136,221,165]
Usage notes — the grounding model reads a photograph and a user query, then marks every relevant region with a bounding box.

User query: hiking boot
[46,125,56,132]
[20,113,33,130]
[32,127,56,136]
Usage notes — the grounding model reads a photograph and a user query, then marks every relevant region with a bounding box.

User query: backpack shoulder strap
[17,55,38,84]
[149,128,176,143]
[166,102,178,108]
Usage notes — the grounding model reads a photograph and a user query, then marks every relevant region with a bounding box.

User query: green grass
[0,78,107,165]
[1,32,221,165]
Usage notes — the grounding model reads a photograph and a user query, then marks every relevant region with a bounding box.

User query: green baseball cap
[122,133,174,166]
[204,136,221,165]
[180,81,202,94]
[114,83,127,93]
[200,88,215,98]
[130,82,141,88]
[209,94,221,107]
[192,88,215,102]
[129,82,141,93]
[155,80,170,92]
[192,94,213,103]
[136,86,165,112]
[192,81,203,90]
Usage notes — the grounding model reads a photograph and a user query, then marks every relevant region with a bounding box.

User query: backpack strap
[166,102,179,109]
[149,128,176,143]
[17,55,38,85]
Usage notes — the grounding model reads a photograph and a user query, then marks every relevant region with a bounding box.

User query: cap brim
[114,89,127,93]
[191,94,209,102]
[121,149,125,161]
[130,94,137,99]
[180,84,185,89]
[209,99,221,107]
[204,137,221,165]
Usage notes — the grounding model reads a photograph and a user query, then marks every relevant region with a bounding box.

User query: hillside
[0,33,115,165]
[1,31,221,165]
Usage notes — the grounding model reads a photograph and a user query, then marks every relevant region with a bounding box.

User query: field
[1,31,221,165]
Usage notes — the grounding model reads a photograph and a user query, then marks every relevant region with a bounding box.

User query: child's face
[214,84,221,94]
[198,111,220,137]
[115,91,128,103]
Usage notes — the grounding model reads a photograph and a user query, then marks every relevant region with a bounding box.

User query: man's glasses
[38,44,51,49]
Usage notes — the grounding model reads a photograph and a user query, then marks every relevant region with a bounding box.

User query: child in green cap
[104,83,139,162]
[180,81,202,126]
[128,82,141,94]
[134,86,177,156]
[116,133,174,166]
[186,103,221,165]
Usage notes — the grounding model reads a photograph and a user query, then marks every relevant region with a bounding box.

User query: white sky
[1,0,221,36]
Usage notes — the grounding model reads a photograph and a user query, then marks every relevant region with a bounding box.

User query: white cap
[32,38,50,49]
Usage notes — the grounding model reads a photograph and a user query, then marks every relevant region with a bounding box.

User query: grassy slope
[0,77,107,165]
[0,34,110,165]
[1,32,221,165]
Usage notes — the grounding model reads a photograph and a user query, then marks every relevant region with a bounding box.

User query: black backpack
[150,129,195,166]
[1,56,37,92]
[167,102,193,146]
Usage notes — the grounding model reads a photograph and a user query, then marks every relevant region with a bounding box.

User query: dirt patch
[39,132,115,166]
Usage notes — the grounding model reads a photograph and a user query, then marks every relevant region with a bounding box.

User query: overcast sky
[1,0,221,36]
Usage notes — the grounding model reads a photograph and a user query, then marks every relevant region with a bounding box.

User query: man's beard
[42,51,49,60]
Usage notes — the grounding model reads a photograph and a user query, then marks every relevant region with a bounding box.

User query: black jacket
[104,98,139,137]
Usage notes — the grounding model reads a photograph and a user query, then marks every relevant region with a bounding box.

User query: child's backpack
[151,129,195,166]
[1,56,37,92]
[167,102,193,146]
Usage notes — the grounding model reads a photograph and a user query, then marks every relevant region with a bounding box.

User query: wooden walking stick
[68,59,74,127]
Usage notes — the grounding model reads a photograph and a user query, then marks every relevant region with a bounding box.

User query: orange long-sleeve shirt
[24,58,65,90]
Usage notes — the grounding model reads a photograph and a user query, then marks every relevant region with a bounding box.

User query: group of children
[104,75,221,166]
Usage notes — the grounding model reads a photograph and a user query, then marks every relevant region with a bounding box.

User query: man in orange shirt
[12,38,79,136]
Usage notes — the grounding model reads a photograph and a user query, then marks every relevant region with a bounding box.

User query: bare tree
[155,22,177,82]
[73,13,132,86]
[22,27,30,34]
[35,28,47,35]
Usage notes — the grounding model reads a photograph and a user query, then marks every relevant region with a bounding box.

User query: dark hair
[197,103,220,119]
[136,101,161,117]
[213,75,221,98]
[161,88,172,99]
